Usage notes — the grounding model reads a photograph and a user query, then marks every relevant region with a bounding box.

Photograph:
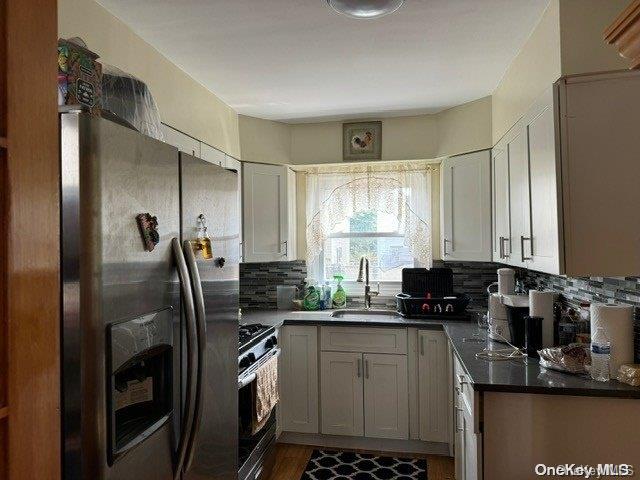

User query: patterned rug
[301,449,427,480]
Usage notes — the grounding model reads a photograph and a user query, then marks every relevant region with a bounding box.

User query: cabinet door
[463,401,482,480]
[363,353,409,440]
[286,167,297,261]
[491,142,510,262]
[440,150,491,261]
[418,331,448,443]
[525,88,561,274]
[321,352,364,436]
[506,124,531,267]
[454,388,465,480]
[224,156,244,261]
[161,123,200,157]
[200,142,225,166]
[280,326,318,433]
[242,162,289,262]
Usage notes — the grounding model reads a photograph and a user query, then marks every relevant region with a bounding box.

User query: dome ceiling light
[326,0,405,19]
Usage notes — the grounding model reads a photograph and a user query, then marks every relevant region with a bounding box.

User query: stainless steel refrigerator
[61,112,239,480]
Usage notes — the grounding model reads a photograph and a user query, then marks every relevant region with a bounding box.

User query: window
[305,162,433,288]
[319,211,414,282]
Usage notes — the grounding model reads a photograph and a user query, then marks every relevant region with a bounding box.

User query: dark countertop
[241,309,640,399]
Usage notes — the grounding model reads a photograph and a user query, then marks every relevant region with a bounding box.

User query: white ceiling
[96,0,549,123]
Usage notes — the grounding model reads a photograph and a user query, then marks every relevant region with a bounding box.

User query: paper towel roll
[497,268,516,295]
[529,290,555,348]
[489,293,508,320]
[590,303,634,376]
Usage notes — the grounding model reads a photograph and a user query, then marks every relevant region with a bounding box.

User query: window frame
[315,228,416,296]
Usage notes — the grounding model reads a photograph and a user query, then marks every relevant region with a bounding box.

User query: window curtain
[305,161,434,269]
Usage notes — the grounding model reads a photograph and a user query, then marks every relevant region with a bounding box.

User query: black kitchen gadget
[396,267,471,318]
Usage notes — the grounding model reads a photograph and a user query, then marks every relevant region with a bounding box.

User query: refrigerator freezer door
[61,113,181,480]
[179,153,239,480]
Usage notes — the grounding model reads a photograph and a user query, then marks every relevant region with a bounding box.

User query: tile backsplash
[432,260,499,309]
[240,260,307,309]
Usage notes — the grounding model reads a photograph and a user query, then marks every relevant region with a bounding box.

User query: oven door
[237,349,280,480]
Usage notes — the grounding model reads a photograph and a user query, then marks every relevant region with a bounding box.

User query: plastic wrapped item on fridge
[101,64,164,141]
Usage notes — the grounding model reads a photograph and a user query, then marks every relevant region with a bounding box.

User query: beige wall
[239,115,291,164]
[58,0,241,157]
[559,0,630,75]
[290,115,438,165]
[492,0,561,144]
[435,96,492,157]
[289,98,493,165]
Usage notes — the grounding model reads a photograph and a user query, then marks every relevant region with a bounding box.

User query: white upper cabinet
[505,123,531,268]
[558,71,640,276]
[161,124,201,158]
[524,88,562,274]
[491,143,510,263]
[242,162,296,262]
[440,150,492,261]
[492,88,560,273]
[200,142,225,166]
[224,155,243,261]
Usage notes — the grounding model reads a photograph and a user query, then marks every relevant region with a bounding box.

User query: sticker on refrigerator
[115,377,154,410]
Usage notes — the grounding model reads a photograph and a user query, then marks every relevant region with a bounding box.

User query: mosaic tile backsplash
[239,259,640,360]
[239,260,307,309]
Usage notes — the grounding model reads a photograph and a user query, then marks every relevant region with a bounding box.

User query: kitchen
[2,1,640,479]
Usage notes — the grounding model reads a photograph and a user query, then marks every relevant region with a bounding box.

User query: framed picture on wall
[343,121,382,161]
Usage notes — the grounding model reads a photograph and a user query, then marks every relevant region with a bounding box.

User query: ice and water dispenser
[106,308,174,464]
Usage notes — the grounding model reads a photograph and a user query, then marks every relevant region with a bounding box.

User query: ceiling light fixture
[326,0,405,19]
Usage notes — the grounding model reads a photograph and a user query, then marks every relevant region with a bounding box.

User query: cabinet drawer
[320,327,407,354]
[453,354,474,416]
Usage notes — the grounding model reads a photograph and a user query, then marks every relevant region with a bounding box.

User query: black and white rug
[301,449,427,480]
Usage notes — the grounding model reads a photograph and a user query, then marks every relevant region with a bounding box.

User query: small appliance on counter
[503,294,530,348]
[395,268,470,319]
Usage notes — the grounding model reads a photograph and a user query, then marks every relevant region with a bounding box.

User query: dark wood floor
[267,443,455,480]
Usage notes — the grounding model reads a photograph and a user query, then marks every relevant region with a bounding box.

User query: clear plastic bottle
[590,327,611,382]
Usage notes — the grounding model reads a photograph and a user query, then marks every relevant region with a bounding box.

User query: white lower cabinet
[363,353,409,439]
[279,326,319,434]
[452,348,482,480]
[320,352,364,436]
[320,351,409,439]
[418,330,449,443]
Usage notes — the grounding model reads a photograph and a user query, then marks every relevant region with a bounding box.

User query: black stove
[239,323,275,353]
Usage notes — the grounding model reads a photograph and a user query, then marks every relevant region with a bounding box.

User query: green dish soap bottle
[303,284,320,311]
[331,274,347,309]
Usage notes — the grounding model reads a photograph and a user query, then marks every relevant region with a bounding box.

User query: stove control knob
[248,353,256,364]
[265,336,278,349]
[239,356,252,369]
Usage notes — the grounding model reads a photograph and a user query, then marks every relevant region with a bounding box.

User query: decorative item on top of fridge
[58,37,103,115]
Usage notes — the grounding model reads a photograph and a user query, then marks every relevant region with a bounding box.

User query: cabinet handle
[498,236,504,259]
[499,237,510,259]
[282,240,288,257]
[357,358,362,378]
[364,359,369,379]
[420,336,425,356]
[239,242,244,262]
[521,235,532,262]
[457,374,467,390]
[443,238,451,257]
[455,406,464,432]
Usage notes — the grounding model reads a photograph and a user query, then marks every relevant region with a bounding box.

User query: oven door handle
[238,348,282,389]
[182,241,207,473]
[172,238,198,479]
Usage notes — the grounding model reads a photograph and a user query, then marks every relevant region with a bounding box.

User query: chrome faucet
[356,256,379,309]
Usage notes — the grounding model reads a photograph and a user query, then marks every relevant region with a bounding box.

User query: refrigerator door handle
[182,241,207,473]
[171,238,198,479]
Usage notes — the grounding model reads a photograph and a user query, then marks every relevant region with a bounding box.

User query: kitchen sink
[331,309,401,318]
